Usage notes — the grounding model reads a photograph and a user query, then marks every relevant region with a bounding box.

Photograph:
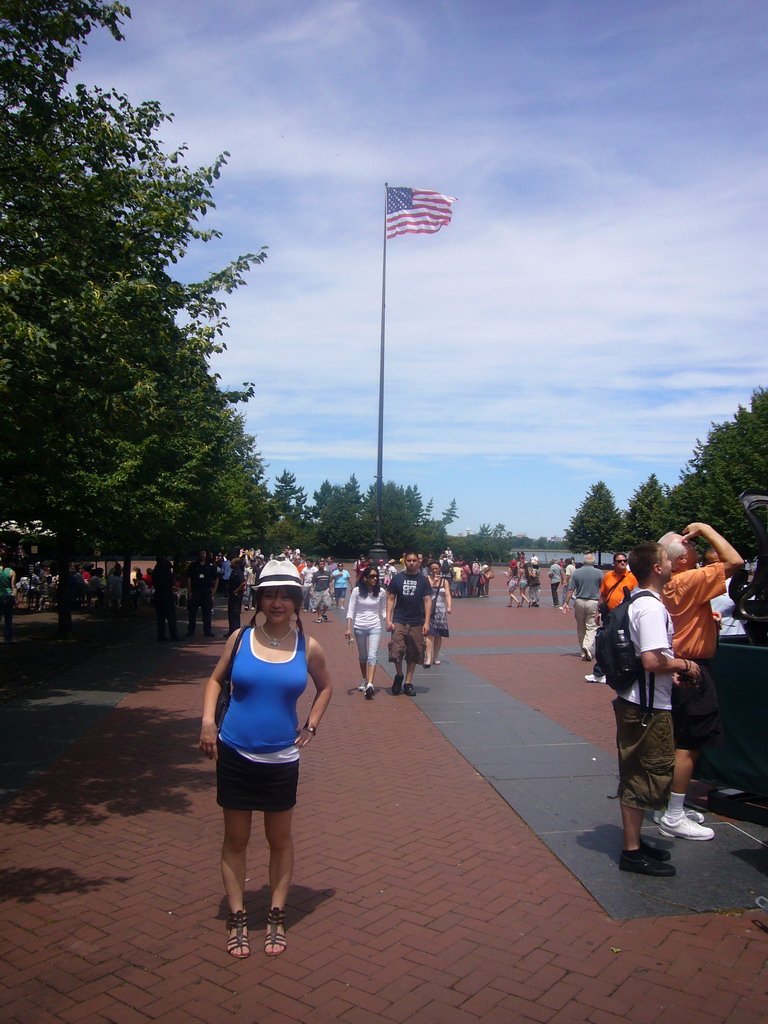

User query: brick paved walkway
[1,594,767,1023]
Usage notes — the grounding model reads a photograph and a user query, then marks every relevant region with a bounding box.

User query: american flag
[386,187,457,239]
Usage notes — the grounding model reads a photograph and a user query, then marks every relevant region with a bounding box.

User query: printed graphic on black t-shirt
[388,571,431,625]
[189,564,217,591]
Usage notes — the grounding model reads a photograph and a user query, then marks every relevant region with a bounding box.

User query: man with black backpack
[613,542,701,877]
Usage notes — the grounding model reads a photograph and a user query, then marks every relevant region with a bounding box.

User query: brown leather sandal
[226,909,250,958]
[264,906,287,956]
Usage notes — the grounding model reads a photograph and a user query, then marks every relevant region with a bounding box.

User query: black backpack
[595,590,656,705]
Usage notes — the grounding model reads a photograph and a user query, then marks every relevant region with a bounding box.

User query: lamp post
[369,184,389,564]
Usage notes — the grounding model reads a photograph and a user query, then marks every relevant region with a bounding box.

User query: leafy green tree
[0,1,129,110]
[448,530,561,559]
[509,534,537,549]
[314,477,364,556]
[448,523,511,564]
[663,472,707,542]
[414,519,448,559]
[665,388,768,557]
[617,473,669,549]
[404,485,423,525]
[343,473,363,505]
[272,470,308,521]
[310,480,335,520]
[441,498,459,526]
[565,481,623,564]
[266,515,316,558]
[360,481,416,554]
[0,1,266,634]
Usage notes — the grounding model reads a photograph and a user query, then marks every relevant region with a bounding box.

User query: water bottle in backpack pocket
[595,591,655,692]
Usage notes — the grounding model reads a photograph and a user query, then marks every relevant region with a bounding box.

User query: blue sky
[75,0,767,537]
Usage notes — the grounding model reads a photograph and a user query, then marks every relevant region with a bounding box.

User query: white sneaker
[584,674,604,683]
[652,808,705,825]
[357,682,367,692]
[658,813,715,841]
[365,683,375,700]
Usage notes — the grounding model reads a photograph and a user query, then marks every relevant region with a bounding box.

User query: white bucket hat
[255,558,302,590]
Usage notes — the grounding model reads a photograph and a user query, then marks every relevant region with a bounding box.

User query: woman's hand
[295,726,315,749]
[199,720,218,760]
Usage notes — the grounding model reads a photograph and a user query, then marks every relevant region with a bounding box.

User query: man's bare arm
[641,649,701,679]
[682,522,743,578]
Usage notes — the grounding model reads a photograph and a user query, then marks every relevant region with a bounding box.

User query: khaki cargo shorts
[387,622,425,665]
[614,698,674,810]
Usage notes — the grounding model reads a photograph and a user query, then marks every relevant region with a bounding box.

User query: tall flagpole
[369,183,388,563]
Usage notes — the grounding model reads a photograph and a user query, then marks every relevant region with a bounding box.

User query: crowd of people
[5,529,753,938]
[552,526,747,878]
[505,554,575,608]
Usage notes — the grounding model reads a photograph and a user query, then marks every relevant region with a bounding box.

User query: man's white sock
[666,792,686,820]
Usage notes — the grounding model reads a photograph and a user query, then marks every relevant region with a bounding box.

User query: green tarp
[697,638,768,797]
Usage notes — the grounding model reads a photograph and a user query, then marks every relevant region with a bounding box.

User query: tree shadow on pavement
[0,864,127,904]
[136,645,221,690]
[0,705,210,828]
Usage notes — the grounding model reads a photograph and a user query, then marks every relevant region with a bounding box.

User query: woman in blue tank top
[200,559,332,960]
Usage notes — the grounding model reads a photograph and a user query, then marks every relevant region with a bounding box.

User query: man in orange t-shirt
[600,553,638,612]
[584,553,638,683]
[656,522,743,842]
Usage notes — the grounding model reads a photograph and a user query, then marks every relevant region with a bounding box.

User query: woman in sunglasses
[345,567,386,699]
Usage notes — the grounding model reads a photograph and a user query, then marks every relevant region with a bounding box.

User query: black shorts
[216,739,299,812]
[671,661,724,749]
[671,707,725,749]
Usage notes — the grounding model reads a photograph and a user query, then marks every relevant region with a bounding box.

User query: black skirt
[216,739,299,812]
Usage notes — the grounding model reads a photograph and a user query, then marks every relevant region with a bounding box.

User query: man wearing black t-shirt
[186,550,218,637]
[152,554,179,642]
[386,552,433,697]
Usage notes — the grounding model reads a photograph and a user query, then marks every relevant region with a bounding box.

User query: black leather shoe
[403,682,416,697]
[391,674,403,695]
[619,852,675,876]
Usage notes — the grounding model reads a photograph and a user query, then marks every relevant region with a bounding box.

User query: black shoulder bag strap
[603,576,625,604]
[215,625,248,729]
